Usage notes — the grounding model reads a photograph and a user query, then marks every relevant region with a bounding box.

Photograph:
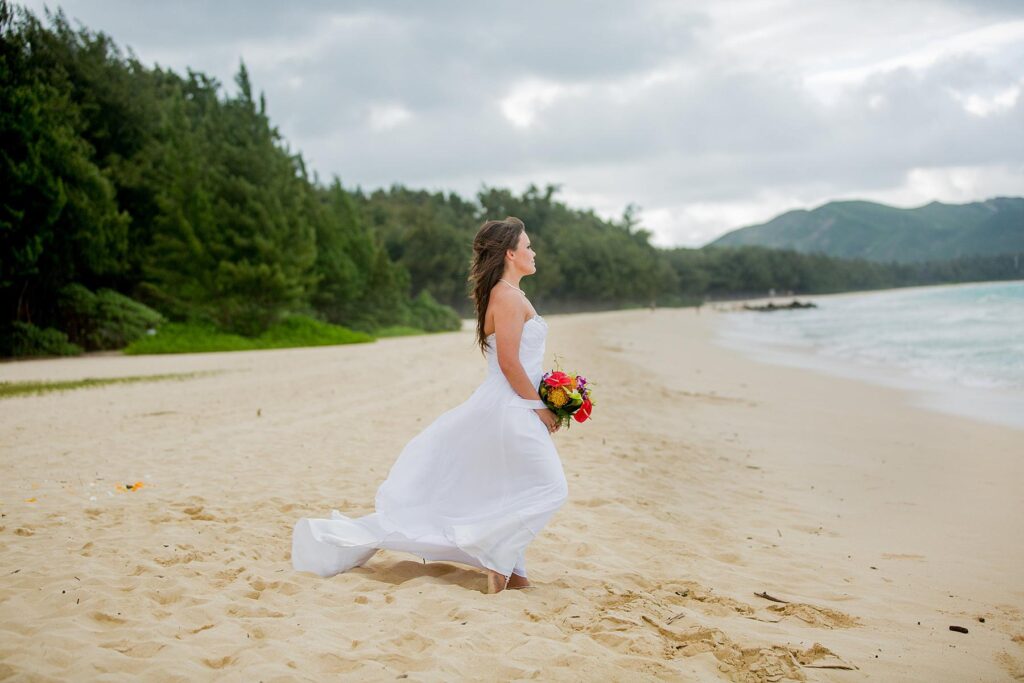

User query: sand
[1,306,1022,681]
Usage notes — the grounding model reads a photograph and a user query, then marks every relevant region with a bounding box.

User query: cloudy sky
[21,0,1024,246]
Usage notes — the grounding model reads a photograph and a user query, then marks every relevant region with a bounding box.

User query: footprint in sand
[100,639,166,658]
[213,566,245,588]
[385,632,434,655]
[181,505,215,522]
[202,654,237,670]
[245,576,301,599]
[314,652,363,674]
[226,604,286,619]
[145,585,186,606]
[154,548,206,566]
[90,610,127,625]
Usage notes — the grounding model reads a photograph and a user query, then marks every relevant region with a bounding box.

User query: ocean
[715,280,1024,431]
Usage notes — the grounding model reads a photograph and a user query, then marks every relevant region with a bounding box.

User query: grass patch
[122,323,255,354]
[123,316,374,355]
[256,316,375,348]
[0,371,222,399]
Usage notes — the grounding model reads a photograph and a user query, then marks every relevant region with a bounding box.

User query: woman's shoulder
[488,284,519,307]
[490,280,516,296]
[486,286,532,321]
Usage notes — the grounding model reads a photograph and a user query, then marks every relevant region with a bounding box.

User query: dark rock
[743,300,818,312]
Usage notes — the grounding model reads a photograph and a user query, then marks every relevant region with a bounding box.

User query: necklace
[498,278,526,295]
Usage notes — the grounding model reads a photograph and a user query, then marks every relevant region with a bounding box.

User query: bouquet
[538,364,594,429]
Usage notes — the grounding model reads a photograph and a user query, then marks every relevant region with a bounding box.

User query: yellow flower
[548,387,569,407]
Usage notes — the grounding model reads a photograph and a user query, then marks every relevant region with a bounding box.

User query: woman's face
[506,231,537,276]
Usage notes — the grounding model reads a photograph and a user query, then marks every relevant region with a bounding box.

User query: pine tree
[0,3,128,325]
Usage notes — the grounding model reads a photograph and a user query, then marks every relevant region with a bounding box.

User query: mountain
[705,197,1024,263]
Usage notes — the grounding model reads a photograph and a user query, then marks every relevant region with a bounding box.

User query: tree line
[359,184,1022,315]
[2,3,1020,356]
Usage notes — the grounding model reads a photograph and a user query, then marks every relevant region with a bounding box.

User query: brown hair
[468,216,525,355]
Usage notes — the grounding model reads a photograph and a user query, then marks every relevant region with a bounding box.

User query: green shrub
[0,322,83,357]
[402,290,462,332]
[257,315,374,347]
[58,284,165,350]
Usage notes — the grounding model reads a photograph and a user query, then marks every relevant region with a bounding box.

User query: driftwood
[754,591,790,603]
[803,662,858,670]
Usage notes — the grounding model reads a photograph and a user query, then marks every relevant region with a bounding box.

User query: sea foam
[716,280,1024,431]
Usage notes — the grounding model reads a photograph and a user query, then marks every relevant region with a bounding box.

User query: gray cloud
[18,0,1024,246]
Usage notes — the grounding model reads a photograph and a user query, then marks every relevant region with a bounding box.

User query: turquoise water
[716,281,1024,431]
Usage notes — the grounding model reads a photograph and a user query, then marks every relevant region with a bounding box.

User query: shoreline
[715,322,1024,433]
[1,306,1022,680]
[704,277,1024,310]
[707,280,1024,433]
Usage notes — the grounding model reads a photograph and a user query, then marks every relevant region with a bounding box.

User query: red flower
[544,371,572,388]
[572,398,593,423]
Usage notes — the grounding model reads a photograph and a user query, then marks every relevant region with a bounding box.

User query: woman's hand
[534,408,561,434]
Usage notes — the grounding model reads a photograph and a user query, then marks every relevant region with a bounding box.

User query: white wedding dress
[291,314,568,581]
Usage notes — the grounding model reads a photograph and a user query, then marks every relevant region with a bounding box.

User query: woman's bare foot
[507,573,532,589]
[485,570,507,594]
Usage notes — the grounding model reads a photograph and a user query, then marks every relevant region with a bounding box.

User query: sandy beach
[1,306,1022,681]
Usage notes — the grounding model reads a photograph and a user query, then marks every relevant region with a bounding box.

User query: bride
[292,216,569,594]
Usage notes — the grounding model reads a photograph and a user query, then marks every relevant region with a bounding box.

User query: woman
[292,217,569,594]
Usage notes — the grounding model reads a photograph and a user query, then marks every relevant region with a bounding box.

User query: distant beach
[1,306,1022,680]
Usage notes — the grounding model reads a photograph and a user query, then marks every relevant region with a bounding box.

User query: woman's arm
[492,289,543,402]
[491,288,561,433]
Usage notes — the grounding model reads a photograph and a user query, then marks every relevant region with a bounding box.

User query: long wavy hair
[468,217,526,355]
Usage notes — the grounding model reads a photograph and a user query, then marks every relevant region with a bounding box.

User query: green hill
[706,197,1024,262]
